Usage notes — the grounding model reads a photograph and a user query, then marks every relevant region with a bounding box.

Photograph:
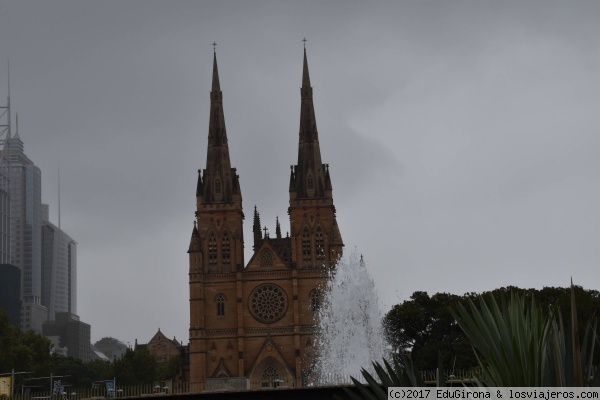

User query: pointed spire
[302,46,311,92]
[188,220,202,253]
[275,216,281,239]
[253,205,262,250]
[208,50,225,144]
[211,49,221,96]
[203,46,241,204]
[292,45,326,199]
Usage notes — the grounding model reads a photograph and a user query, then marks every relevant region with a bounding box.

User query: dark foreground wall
[134,386,357,400]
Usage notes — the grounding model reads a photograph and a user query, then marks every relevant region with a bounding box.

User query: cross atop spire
[302,37,307,49]
[212,41,217,54]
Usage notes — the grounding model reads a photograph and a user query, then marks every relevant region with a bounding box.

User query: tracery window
[216,294,225,316]
[307,175,314,190]
[222,232,231,264]
[260,249,273,268]
[261,365,280,388]
[208,231,217,264]
[302,228,311,261]
[315,229,324,260]
[249,284,288,324]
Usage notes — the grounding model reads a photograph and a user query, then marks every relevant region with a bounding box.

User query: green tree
[0,310,52,375]
[383,291,475,371]
[384,286,600,372]
[113,348,157,386]
[156,355,180,382]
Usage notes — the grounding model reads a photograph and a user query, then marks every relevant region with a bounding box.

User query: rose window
[249,284,288,323]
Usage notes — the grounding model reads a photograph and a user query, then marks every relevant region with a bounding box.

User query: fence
[11,384,173,400]
[4,368,480,399]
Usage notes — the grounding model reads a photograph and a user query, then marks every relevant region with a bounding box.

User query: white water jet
[313,250,389,384]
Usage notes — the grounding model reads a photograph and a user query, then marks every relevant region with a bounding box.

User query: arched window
[222,232,230,264]
[216,294,225,316]
[307,175,314,190]
[310,288,320,312]
[261,365,280,388]
[208,231,217,264]
[315,229,324,260]
[302,228,311,261]
[260,249,273,268]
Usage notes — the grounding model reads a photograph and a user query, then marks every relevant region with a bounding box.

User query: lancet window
[208,231,217,264]
[222,232,231,264]
[216,294,225,316]
[302,228,311,261]
[315,229,324,260]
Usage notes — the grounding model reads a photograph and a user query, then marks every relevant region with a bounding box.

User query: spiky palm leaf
[451,284,600,387]
[451,292,551,386]
[341,352,444,400]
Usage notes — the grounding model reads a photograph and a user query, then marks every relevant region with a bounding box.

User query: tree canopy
[0,311,182,392]
[383,285,600,371]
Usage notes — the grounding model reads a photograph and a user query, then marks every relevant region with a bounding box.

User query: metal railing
[4,368,481,399]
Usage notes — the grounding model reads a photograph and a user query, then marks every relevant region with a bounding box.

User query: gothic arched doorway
[249,356,293,388]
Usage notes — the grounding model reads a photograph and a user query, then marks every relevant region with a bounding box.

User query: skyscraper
[0,76,13,266]
[42,204,77,322]
[0,76,21,327]
[5,130,45,332]
[188,47,343,391]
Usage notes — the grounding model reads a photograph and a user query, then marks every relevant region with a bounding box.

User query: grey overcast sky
[1,1,599,346]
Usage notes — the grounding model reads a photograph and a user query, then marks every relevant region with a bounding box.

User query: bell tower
[194,48,244,273]
[189,48,244,391]
[289,47,343,268]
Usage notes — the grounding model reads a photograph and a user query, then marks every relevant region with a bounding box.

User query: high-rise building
[0,263,21,326]
[0,151,9,265]
[188,48,343,391]
[41,204,77,322]
[42,312,91,361]
[5,130,45,332]
[0,88,19,326]
[0,77,13,265]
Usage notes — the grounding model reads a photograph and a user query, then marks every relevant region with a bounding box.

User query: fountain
[312,250,389,384]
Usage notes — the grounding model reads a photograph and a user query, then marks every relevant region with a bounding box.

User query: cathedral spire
[201,48,241,204]
[275,216,281,239]
[290,45,327,198]
[253,205,262,250]
[188,220,202,253]
[208,50,225,146]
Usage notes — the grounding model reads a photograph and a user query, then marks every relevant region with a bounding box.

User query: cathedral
[188,47,344,391]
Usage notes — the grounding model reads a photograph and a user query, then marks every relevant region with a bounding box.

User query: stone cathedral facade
[188,48,344,391]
